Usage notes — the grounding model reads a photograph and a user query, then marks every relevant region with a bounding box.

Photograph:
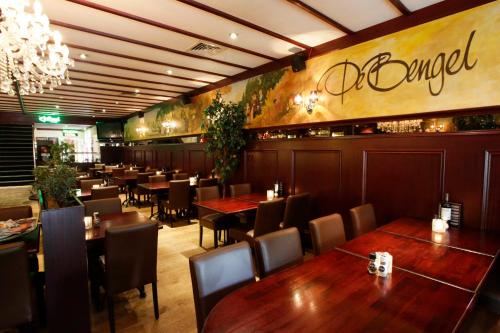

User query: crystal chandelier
[0,0,74,96]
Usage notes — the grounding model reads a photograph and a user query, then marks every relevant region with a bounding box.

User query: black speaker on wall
[291,53,307,72]
[181,95,192,105]
[138,111,144,118]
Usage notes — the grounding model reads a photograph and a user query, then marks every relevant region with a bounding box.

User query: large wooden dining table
[203,217,499,333]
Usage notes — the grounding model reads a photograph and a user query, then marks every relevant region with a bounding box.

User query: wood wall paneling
[362,150,444,224]
[144,149,155,167]
[244,150,279,193]
[188,149,206,176]
[171,149,185,171]
[134,150,144,166]
[292,149,342,217]
[482,150,500,231]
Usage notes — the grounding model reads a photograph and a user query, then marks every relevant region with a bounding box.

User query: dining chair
[133,172,155,207]
[110,168,126,191]
[80,179,103,192]
[161,180,190,227]
[104,223,159,333]
[196,186,235,249]
[350,203,377,238]
[0,242,33,331]
[229,183,251,197]
[198,178,218,188]
[281,192,311,248]
[309,213,346,256]
[189,242,255,333]
[149,175,167,217]
[164,171,176,181]
[229,198,285,246]
[84,198,122,216]
[91,186,120,200]
[254,227,303,278]
[173,172,188,180]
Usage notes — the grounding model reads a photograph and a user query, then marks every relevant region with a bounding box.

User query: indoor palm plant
[202,92,246,195]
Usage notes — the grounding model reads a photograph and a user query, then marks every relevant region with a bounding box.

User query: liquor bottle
[440,193,452,222]
[278,181,284,197]
[274,180,279,198]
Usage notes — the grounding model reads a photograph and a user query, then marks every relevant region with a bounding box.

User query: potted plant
[33,164,78,208]
[202,91,246,196]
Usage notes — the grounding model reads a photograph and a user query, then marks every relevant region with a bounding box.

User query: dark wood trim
[481,150,500,231]
[66,43,230,77]
[388,0,412,16]
[66,0,277,61]
[55,87,173,101]
[51,20,252,70]
[69,78,185,94]
[73,61,213,84]
[284,0,353,34]
[176,0,311,50]
[187,0,494,97]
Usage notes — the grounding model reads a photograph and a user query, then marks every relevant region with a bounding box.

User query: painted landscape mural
[125,2,499,141]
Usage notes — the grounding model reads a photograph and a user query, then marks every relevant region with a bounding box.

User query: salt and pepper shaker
[367,252,378,274]
[367,252,393,278]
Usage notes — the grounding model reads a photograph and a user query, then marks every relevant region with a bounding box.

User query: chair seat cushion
[200,213,236,230]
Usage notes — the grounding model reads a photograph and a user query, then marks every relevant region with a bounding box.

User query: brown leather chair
[91,185,119,200]
[196,186,235,249]
[230,183,251,197]
[0,205,32,221]
[173,172,188,180]
[254,227,303,278]
[84,198,122,216]
[161,180,190,227]
[0,242,33,331]
[80,179,104,192]
[149,175,167,217]
[309,213,346,256]
[281,193,311,248]
[198,178,218,188]
[189,242,255,332]
[133,172,155,207]
[229,198,285,246]
[350,203,377,238]
[104,223,159,333]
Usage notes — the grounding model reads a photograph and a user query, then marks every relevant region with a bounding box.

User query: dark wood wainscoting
[121,131,500,234]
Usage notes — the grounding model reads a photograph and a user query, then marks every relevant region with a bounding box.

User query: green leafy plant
[452,114,497,131]
[49,142,75,165]
[33,164,77,208]
[202,92,246,188]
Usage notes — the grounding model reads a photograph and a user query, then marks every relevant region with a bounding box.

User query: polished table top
[85,211,153,242]
[204,218,498,332]
[232,193,269,203]
[194,197,261,214]
[139,181,197,192]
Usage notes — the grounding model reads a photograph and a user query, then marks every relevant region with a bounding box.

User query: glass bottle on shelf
[440,193,452,222]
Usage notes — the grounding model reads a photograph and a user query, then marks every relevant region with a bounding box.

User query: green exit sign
[38,115,61,124]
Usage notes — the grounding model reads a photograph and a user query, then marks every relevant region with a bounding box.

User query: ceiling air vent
[188,41,225,56]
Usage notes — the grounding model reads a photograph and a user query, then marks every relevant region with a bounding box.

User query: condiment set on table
[83,212,100,230]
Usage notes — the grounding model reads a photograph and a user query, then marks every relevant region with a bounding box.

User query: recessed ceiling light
[79,53,88,60]
[92,115,95,118]
[102,109,106,113]
[115,101,119,105]
[55,105,59,109]
[134,89,140,93]
[229,32,238,40]
[166,69,173,75]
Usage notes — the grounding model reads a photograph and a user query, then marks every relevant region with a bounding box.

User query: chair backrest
[173,172,188,180]
[282,192,311,231]
[149,175,166,183]
[137,172,155,184]
[309,213,346,256]
[0,205,32,221]
[94,163,105,169]
[350,203,377,238]
[0,242,32,329]
[80,179,103,192]
[198,178,218,188]
[168,180,190,210]
[84,198,122,216]
[124,169,139,177]
[111,168,125,177]
[254,227,303,278]
[196,186,219,219]
[189,242,255,332]
[91,186,119,200]
[230,183,251,197]
[105,223,158,295]
[164,171,176,181]
[253,198,285,238]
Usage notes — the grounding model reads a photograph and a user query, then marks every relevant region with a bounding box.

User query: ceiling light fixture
[134,89,140,93]
[102,109,106,113]
[0,1,74,96]
[115,101,119,105]
[55,105,59,109]
[166,69,173,75]
[229,32,238,40]
[79,53,87,60]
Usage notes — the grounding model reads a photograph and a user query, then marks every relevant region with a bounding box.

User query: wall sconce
[294,90,319,114]
[136,126,148,136]
[161,120,176,133]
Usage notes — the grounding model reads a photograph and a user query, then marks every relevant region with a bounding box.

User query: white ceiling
[0,0,446,118]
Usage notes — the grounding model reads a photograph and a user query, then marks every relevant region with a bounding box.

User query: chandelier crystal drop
[0,0,74,96]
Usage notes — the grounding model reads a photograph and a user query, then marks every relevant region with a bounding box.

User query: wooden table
[85,211,153,242]
[233,193,269,203]
[113,175,138,206]
[204,218,498,332]
[75,189,91,201]
[138,181,172,193]
[193,197,259,214]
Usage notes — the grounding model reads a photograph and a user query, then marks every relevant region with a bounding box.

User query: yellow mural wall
[125,2,500,141]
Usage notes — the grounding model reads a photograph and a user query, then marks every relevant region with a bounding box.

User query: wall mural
[124,2,499,141]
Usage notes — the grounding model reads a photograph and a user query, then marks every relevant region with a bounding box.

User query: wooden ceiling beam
[176,0,311,50]
[73,60,213,84]
[51,20,252,70]
[284,0,353,34]
[67,43,231,77]
[66,0,277,61]
[387,0,412,15]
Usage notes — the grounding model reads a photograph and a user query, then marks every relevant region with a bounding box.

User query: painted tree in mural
[202,91,246,189]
